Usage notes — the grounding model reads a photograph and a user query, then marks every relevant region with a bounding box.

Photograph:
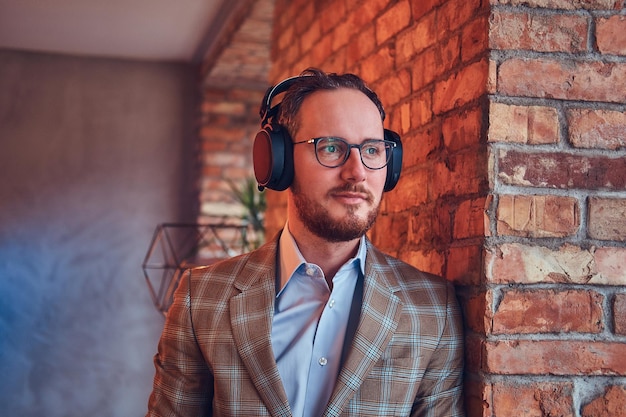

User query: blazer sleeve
[411,280,465,417]
[146,269,214,417]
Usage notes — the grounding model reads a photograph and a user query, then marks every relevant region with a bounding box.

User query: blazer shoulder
[187,235,279,292]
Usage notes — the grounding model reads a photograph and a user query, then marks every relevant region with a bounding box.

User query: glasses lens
[313,137,393,169]
[315,137,348,167]
[360,140,391,169]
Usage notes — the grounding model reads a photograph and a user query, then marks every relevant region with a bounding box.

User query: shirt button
[305,265,316,276]
[318,357,328,366]
[328,299,335,308]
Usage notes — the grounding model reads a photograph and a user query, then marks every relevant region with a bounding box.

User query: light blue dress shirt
[271,226,366,417]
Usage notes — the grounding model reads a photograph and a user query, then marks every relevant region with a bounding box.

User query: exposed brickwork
[484,1,626,413]
[485,340,626,375]
[489,103,559,144]
[492,381,575,417]
[497,150,626,190]
[490,10,588,53]
[487,243,626,285]
[582,385,626,417]
[596,15,626,55]
[496,194,580,237]
[568,109,626,150]
[492,289,604,333]
[588,198,626,241]
[198,86,266,222]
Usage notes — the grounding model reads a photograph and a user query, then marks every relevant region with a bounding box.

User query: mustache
[328,184,375,203]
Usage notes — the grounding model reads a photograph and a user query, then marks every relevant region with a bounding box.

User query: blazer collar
[325,240,403,416]
[230,233,292,417]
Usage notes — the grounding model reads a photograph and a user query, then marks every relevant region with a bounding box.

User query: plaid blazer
[147,233,465,417]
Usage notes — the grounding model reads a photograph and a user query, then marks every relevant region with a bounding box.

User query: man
[146,68,465,417]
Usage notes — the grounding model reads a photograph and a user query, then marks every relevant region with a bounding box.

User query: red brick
[462,15,489,63]
[496,194,580,238]
[318,0,347,35]
[614,293,626,335]
[433,59,489,114]
[497,150,626,190]
[411,0,445,19]
[567,108,626,150]
[596,15,626,55]
[395,12,437,65]
[487,243,626,285]
[594,247,626,285]
[409,90,433,129]
[485,340,626,375]
[490,10,588,52]
[462,291,492,334]
[492,289,604,334]
[375,0,411,45]
[446,244,482,285]
[349,0,388,27]
[443,106,483,151]
[437,0,485,37]
[588,197,626,241]
[300,19,321,50]
[498,58,626,103]
[492,381,574,417]
[346,26,376,64]
[453,197,487,239]
[489,102,559,144]
[490,0,624,10]
[411,48,438,90]
[408,204,451,250]
[432,151,486,198]
[437,35,463,81]
[582,385,626,417]
[402,249,446,277]
[374,69,411,109]
[403,126,441,166]
[389,167,429,208]
[360,44,395,83]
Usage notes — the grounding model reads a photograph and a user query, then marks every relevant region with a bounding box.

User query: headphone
[252,75,403,192]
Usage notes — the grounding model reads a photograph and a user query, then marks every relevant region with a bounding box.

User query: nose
[340,148,367,182]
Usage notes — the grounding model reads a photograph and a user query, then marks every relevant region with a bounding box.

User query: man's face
[288,88,387,242]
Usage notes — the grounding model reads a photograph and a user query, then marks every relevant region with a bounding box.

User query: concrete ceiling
[0,0,269,70]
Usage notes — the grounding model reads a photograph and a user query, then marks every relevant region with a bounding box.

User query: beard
[291,181,380,242]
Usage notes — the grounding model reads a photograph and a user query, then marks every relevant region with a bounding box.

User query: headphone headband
[259,75,311,125]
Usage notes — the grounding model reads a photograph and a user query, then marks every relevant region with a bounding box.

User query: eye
[362,141,384,157]
[317,138,346,157]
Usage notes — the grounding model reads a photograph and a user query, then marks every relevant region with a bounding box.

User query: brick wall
[198,86,264,224]
[261,0,626,416]
[484,1,626,416]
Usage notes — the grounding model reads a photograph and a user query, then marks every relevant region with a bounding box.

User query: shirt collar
[278,222,366,292]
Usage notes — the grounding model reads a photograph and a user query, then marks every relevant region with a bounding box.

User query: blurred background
[0,1,271,415]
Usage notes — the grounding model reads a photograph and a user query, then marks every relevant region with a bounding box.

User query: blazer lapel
[230,238,291,417]
[324,244,403,416]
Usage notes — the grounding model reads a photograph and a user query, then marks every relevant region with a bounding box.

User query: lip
[331,191,369,204]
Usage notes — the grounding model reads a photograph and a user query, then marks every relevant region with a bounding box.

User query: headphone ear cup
[253,124,294,191]
[383,129,403,192]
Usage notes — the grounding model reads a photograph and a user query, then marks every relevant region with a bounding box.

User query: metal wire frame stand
[142,222,253,316]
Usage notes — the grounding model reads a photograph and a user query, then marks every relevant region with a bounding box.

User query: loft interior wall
[0,49,199,416]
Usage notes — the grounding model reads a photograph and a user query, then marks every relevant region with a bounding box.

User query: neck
[287,220,360,286]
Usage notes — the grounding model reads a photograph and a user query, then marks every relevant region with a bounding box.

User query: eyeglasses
[293,137,396,170]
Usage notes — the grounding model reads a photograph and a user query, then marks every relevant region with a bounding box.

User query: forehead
[296,88,384,138]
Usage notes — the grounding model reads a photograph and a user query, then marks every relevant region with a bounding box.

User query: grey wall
[0,50,199,416]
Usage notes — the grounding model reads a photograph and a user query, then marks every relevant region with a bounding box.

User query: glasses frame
[293,136,396,170]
